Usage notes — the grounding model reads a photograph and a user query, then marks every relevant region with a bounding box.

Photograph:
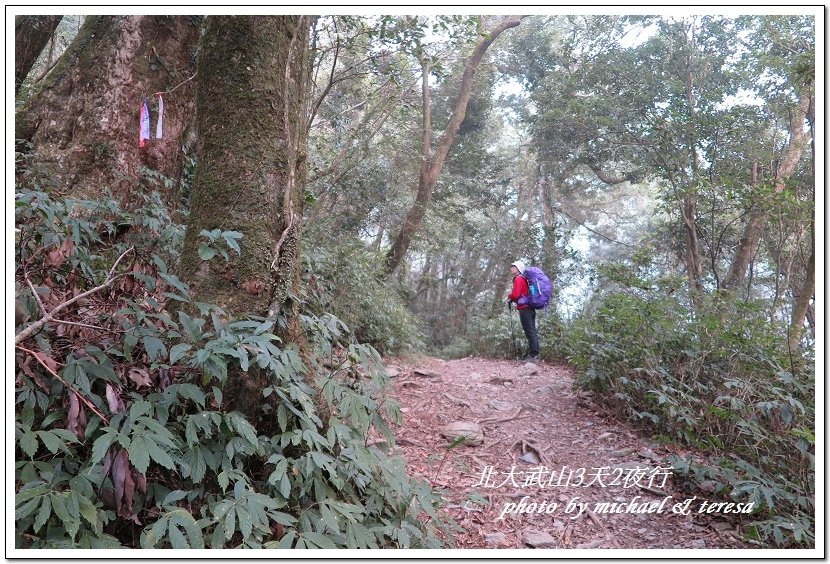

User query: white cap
[511,260,525,274]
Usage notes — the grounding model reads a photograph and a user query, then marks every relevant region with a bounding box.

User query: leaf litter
[382,356,753,550]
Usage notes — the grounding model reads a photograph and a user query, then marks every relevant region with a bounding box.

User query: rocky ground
[381,356,756,552]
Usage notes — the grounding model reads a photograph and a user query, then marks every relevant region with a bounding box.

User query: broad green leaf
[146,440,176,470]
[158,272,189,297]
[144,516,168,548]
[89,431,117,464]
[50,428,80,444]
[223,507,236,540]
[162,490,188,506]
[168,522,188,549]
[169,343,192,365]
[133,273,156,289]
[37,430,63,454]
[237,346,249,372]
[278,475,291,499]
[267,511,295,526]
[222,231,243,254]
[20,430,38,458]
[83,360,118,383]
[253,320,274,335]
[227,413,258,446]
[142,336,167,363]
[75,493,99,527]
[217,471,230,492]
[129,400,152,421]
[169,509,204,549]
[33,495,52,531]
[320,504,340,534]
[16,497,41,520]
[190,448,207,483]
[276,530,296,548]
[128,436,151,474]
[49,492,80,538]
[236,507,253,539]
[198,244,216,261]
[302,531,337,549]
[177,384,206,409]
[137,416,177,447]
[15,483,50,504]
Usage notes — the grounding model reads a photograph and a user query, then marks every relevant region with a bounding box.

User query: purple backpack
[523,266,552,309]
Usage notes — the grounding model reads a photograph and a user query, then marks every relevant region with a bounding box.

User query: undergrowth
[14,187,455,549]
[570,263,815,548]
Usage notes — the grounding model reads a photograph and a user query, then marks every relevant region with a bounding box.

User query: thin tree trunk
[415,255,433,303]
[768,218,800,321]
[15,15,62,94]
[382,16,523,278]
[681,194,704,297]
[679,46,705,301]
[789,230,815,351]
[372,219,386,252]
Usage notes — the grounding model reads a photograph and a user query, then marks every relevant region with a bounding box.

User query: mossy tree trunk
[15,15,62,94]
[178,16,310,418]
[15,16,200,204]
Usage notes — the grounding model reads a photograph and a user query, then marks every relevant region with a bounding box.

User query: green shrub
[301,239,424,356]
[463,301,571,362]
[571,264,815,547]
[14,188,452,549]
[463,302,519,359]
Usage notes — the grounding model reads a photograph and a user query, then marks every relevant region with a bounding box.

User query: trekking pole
[507,301,518,359]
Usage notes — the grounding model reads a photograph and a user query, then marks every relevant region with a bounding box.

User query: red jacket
[508,275,529,309]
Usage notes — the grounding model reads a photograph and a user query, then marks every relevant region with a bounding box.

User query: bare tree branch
[15,247,134,345]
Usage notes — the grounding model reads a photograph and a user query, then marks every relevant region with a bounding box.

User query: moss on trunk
[178,16,310,420]
[15,16,200,205]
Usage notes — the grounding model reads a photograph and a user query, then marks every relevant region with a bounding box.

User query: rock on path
[382,356,751,551]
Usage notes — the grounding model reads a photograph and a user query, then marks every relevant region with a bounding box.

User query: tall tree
[178,15,311,417]
[382,15,524,278]
[721,16,815,292]
[788,226,814,351]
[15,16,200,203]
[15,15,62,94]
[518,16,813,303]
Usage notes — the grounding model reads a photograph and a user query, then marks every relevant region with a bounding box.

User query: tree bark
[722,86,813,292]
[178,16,310,418]
[15,16,200,204]
[681,194,704,297]
[382,16,524,278]
[15,15,62,94]
[789,230,815,351]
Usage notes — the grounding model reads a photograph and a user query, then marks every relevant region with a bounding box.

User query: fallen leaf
[128,368,152,388]
[105,383,124,414]
[67,392,86,439]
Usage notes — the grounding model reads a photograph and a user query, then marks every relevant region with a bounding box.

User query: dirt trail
[383,356,752,551]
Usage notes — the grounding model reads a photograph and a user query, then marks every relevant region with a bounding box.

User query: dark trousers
[518,307,539,357]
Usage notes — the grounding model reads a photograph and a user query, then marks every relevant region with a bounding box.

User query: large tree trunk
[15,15,62,94]
[382,16,523,278]
[722,86,813,292]
[178,16,310,418]
[15,16,200,204]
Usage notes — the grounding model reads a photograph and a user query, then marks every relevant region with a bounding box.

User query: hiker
[507,260,539,361]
